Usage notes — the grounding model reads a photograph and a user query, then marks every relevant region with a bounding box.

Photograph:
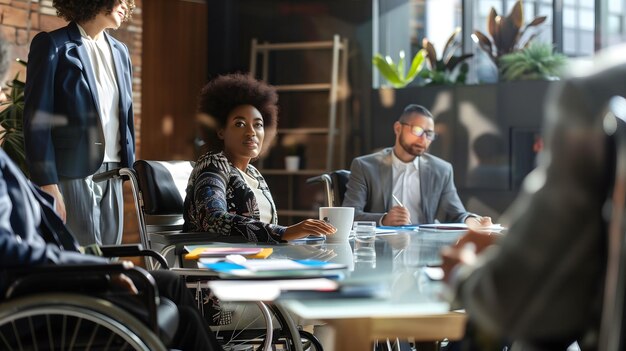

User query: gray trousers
[58,162,123,246]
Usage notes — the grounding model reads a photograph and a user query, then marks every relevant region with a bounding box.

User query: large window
[563,0,595,56]
[608,0,626,46]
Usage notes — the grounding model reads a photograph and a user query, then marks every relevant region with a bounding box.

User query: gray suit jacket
[342,148,473,224]
[453,48,626,348]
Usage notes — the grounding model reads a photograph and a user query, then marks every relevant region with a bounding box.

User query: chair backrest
[330,170,350,206]
[134,160,193,216]
[121,160,194,265]
[600,96,626,351]
[306,170,351,207]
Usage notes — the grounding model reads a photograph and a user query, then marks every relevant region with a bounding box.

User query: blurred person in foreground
[343,104,492,228]
[183,73,335,242]
[441,45,626,350]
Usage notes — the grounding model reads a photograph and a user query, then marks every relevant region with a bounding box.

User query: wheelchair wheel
[210,301,277,350]
[193,285,319,350]
[209,301,322,351]
[0,293,167,351]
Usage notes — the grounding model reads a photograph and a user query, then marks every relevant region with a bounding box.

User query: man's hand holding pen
[381,194,411,226]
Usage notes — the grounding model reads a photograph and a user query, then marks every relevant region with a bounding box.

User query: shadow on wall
[467,133,509,190]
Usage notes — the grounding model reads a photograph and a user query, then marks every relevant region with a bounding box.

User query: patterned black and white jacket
[183,151,285,242]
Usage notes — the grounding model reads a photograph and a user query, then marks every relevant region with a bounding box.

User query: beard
[399,137,427,157]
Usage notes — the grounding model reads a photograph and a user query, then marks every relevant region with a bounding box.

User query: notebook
[184,246,273,260]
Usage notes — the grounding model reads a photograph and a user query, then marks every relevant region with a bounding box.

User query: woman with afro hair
[24,0,136,247]
[183,73,336,242]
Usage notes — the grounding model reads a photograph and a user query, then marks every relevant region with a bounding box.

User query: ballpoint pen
[392,194,404,207]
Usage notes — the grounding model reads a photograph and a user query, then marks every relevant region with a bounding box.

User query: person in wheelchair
[0,147,223,351]
[183,73,336,242]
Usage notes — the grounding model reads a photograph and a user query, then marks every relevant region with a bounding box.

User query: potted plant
[372,49,426,107]
[499,42,567,81]
[372,49,426,89]
[0,59,27,176]
[472,0,547,69]
[419,27,474,86]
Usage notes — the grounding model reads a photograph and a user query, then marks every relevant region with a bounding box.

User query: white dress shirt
[237,168,273,224]
[391,152,421,224]
[77,25,120,163]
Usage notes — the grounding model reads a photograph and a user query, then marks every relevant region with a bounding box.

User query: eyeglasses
[400,123,436,140]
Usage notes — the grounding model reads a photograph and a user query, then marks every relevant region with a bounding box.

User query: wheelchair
[98,160,323,351]
[0,247,174,351]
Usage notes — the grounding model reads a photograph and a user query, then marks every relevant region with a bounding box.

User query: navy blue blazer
[24,22,135,186]
[0,149,106,292]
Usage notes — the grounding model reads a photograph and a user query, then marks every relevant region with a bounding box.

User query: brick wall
[1,0,143,245]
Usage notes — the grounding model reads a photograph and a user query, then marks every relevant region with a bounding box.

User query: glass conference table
[182,228,468,350]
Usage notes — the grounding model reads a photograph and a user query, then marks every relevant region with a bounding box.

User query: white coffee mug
[319,206,355,243]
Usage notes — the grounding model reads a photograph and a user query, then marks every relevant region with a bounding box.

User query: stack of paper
[207,279,388,301]
[200,259,347,279]
[207,278,339,301]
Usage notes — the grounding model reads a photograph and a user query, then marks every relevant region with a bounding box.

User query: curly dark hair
[198,73,279,153]
[53,0,135,23]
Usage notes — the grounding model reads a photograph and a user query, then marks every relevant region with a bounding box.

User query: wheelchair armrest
[100,244,170,270]
[305,174,331,185]
[100,243,144,256]
[92,168,127,183]
[4,264,160,331]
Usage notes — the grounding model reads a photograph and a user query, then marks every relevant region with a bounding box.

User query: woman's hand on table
[283,219,337,241]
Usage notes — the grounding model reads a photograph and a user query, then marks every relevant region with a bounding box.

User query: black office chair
[0,247,175,351]
[117,160,247,269]
[306,169,351,207]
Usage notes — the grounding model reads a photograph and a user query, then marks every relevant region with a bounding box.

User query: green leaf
[397,50,406,80]
[373,54,405,87]
[0,68,28,175]
[373,50,427,88]
[498,42,567,81]
[406,49,426,82]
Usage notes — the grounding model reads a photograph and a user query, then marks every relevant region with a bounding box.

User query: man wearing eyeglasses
[343,104,492,227]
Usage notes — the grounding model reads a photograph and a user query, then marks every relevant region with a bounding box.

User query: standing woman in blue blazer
[23,0,136,246]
